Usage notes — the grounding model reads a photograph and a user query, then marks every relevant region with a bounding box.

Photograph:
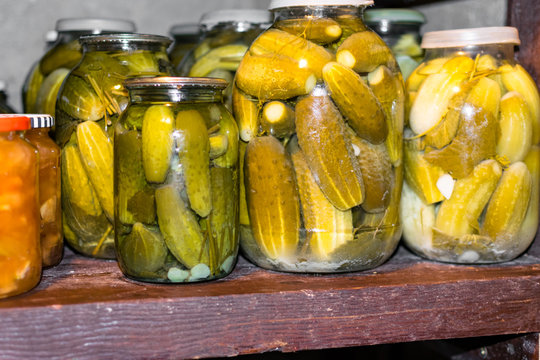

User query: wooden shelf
[1,235,538,359]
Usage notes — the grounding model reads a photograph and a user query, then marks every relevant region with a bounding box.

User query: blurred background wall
[0,0,506,111]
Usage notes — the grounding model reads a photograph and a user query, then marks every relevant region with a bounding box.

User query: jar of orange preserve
[0,114,41,299]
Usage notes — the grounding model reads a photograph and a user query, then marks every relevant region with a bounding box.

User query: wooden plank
[0,236,538,359]
[507,0,540,87]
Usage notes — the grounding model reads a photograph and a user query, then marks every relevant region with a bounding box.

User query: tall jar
[402,27,540,263]
[168,23,200,69]
[56,33,173,259]
[364,8,425,80]
[0,115,41,299]
[177,9,271,108]
[234,0,404,273]
[25,114,62,267]
[115,77,239,283]
[22,18,136,116]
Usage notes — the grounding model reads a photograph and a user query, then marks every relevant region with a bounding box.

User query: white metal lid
[56,18,136,33]
[421,27,520,49]
[200,9,272,28]
[269,0,373,10]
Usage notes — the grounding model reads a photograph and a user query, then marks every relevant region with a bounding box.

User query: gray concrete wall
[0,0,505,111]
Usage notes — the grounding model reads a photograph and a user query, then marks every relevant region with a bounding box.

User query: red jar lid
[0,114,31,132]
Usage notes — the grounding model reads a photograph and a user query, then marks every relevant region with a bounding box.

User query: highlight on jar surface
[401,27,540,263]
[22,17,137,116]
[233,0,405,273]
[176,8,272,109]
[24,114,63,268]
[115,77,239,283]
[55,33,173,259]
[0,114,41,299]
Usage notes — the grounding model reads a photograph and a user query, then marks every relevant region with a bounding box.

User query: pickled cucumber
[117,51,160,75]
[76,121,114,221]
[236,52,317,100]
[276,18,342,45]
[189,44,248,77]
[296,94,365,210]
[116,130,155,225]
[119,222,168,275]
[24,63,44,113]
[155,185,208,269]
[142,105,175,183]
[232,85,260,142]
[175,109,212,218]
[290,142,353,260]
[434,159,502,237]
[323,61,388,145]
[250,28,334,79]
[261,101,295,138]
[496,91,533,163]
[368,65,405,164]
[40,39,82,76]
[57,76,106,122]
[35,68,70,116]
[336,30,395,73]
[245,136,301,260]
[400,181,435,251]
[211,107,239,168]
[481,161,532,242]
[239,141,250,226]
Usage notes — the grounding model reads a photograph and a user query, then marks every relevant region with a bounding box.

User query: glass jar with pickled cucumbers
[56,33,173,259]
[115,77,239,283]
[402,27,540,263]
[364,8,425,80]
[25,115,62,268]
[0,115,41,299]
[234,0,404,273]
[168,23,200,69]
[22,18,136,116]
[176,9,272,108]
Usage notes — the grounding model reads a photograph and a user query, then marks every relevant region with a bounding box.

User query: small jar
[177,9,271,108]
[402,27,540,263]
[115,77,239,283]
[0,115,41,299]
[0,81,16,114]
[24,114,62,267]
[234,0,404,273]
[364,8,425,80]
[22,17,136,115]
[168,23,200,69]
[56,33,173,259]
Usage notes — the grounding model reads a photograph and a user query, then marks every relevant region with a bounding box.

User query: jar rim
[269,0,373,10]
[200,9,272,28]
[422,27,520,48]
[124,76,228,91]
[364,9,426,24]
[56,18,136,33]
[80,33,172,46]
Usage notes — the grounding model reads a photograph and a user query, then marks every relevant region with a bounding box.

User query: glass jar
[115,77,239,283]
[176,9,271,108]
[22,17,136,116]
[25,115,62,267]
[234,0,404,273]
[0,81,16,114]
[0,115,41,299]
[402,27,540,263]
[56,33,173,259]
[364,8,425,80]
[168,23,200,69]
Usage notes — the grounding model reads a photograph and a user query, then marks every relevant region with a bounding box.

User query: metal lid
[27,114,55,128]
[80,33,172,46]
[422,27,520,48]
[169,23,200,36]
[0,114,31,132]
[124,76,228,90]
[200,9,272,28]
[269,0,373,10]
[364,9,426,24]
[56,18,136,33]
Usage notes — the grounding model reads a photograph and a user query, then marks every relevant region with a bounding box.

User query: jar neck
[56,30,96,44]
[204,21,265,35]
[272,5,366,21]
[128,88,224,103]
[424,44,516,63]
